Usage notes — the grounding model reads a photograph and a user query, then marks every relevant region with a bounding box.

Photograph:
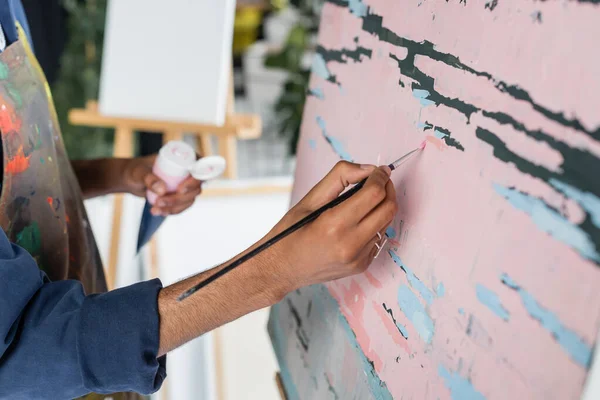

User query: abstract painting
[269,1,600,399]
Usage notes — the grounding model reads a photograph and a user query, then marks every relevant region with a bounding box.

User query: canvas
[99,0,236,125]
[268,1,600,399]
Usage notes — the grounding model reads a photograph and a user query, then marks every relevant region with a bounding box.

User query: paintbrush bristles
[388,146,422,171]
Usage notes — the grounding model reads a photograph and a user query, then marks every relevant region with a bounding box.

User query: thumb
[306,161,376,207]
[144,173,167,196]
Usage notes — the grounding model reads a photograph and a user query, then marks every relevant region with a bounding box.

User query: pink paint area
[364,270,383,289]
[372,300,411,353]
[424,135,444,151]
[332,280,384,371]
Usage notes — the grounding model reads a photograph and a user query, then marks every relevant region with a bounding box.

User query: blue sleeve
[0,229,167,398]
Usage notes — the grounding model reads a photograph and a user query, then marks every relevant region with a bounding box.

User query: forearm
[71,158,130,199]
[157,235,293,356]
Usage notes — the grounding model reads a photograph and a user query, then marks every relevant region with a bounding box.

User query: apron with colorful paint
[0,26,145,400]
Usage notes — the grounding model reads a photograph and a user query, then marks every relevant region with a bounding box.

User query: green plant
[52,0,114,160]
[264,0,323,155]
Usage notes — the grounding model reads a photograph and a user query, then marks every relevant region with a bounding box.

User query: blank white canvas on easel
[99,0,236,125]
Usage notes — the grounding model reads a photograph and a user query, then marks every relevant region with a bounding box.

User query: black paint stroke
[421,122,434,131]
[485,0,498,11]
[422,121,466,151]
[315,43,373,86]
[316,44,373,64]
[287,299,310,352]
[382,303,408,339]
[324,373,340,400]
[434,126,466,151]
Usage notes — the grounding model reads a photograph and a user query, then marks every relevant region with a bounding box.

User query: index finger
[144,173,167,196]
[303,161,376,209]
[335,166,391,225]
[176,175,202,194]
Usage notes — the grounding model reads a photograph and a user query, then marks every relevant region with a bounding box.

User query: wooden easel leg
[149,235,159,280]
[275,372,289,400]
[107,194,124,290]
[114,125,134,157]
[107,126,134,290]
[164,130,184,143]
[214,328,226,400]
[218,135,237,179]
[198,134,213,156]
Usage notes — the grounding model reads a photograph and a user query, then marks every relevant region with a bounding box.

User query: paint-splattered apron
[0,26,144,400]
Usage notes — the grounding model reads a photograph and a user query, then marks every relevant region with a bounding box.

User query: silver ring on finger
[373,236,388,259]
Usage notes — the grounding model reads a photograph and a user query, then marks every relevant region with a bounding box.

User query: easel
[68,73,261,290]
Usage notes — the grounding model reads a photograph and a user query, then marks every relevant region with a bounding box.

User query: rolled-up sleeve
[0,228,166,399]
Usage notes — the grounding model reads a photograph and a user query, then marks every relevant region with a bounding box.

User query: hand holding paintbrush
[158,152,424,355]
[178,144,424,301]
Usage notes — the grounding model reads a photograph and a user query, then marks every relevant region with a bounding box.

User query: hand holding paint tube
[137,141,226,251]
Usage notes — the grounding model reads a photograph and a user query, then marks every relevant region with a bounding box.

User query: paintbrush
[177,143,426,301]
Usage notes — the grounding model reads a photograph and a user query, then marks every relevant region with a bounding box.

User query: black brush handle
[177,178,367,301]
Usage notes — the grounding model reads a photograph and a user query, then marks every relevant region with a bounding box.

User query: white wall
[85,177,291,400]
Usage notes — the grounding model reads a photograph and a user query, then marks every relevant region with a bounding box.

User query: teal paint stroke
[494,184,600,262]
[416,121,431,129]
[0,62,8,79]
[268,303,301,400]
[397,284,434,343]
[308,139,317,149]
[438,365,487,400]
[412,88,435,107]
[390,250,434,305]
[550,178,600,228]
[475,284,510,321]
[385,227,397,238]
[500,273,592,367]
[345,0,368,17]
[269,284,393,400]
[434,129,448,139]
[397,322,409,339]
[458,308,465,315]
[309,87,325,100]
[312,53,332,80]
[316,116,353,161]
[436,282,446,297]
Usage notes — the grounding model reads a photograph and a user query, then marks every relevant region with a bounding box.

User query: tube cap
[190,156,226,180]
[156,141,197,178]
